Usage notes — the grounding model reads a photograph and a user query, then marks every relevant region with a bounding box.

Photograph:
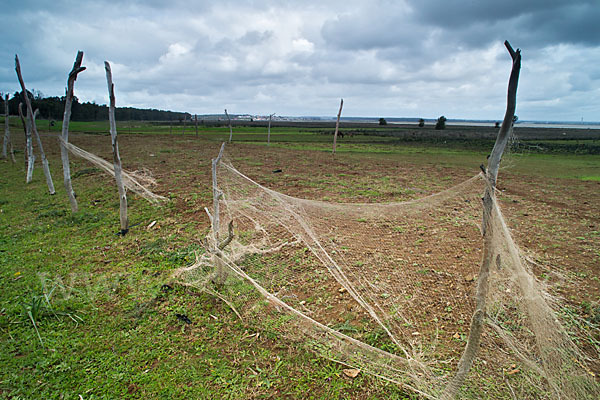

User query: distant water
[515,122,600,129]
[391,121,600,130]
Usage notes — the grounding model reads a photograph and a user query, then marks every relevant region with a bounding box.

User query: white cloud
[0,0,598,121]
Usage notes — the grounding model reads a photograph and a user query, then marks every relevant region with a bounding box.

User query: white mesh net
[176,151,599,399]
[61,139,166,204]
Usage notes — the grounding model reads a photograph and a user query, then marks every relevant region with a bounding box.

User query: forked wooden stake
[105,61,128,235]
[332,98,343,154]
[441,40,521,399]
[60,51,86,212]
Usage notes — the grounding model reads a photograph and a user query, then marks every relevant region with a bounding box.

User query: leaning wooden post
[441,40,521,399]
[17,103,28,166]
[32,110,55,194]
[18,103,35,183]
[105,61,128,235]
[267,113,275,145]
[59,51,86,213]
[2,94,15,163]
[15,57,56,193]
[224,109,232,143]
[332,98,343,154]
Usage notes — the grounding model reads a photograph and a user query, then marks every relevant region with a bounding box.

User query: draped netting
[61,139,166,204]
[176,153,599,399]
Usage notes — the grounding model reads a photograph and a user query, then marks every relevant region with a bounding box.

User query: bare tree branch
[105,61,128,235]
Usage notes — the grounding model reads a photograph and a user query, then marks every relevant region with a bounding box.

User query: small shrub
[379,118,387,125]
[435,116,447,130]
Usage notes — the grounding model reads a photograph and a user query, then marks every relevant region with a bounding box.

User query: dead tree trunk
[60,51,86,213]
[225,109,232,142]
[18,103,35,183]
[2,94,15,163]
[105,61,128,235]
[332,98,343,154]
[267,113,275,145]
[32,110,55,194]
[441,40,521,400]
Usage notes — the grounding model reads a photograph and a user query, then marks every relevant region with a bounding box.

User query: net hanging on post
[176,152,599,399]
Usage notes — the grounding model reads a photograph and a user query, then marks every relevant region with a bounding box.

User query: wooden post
[441,40,521,399]
[181,114,187,135]
[17,103,28,167]
[15,56,56,193]
[332,98,343,154]
[18,102,35,183]
[195,114,198,137]
[225,109,232,142]
[60,51,86,213]
[212,142,226,243]
[105,61,128,235]
[2,94,7,159]
[211,142,228,284]
[169,118,172,135]
[267,113,275,145]
[2,94,15,163]
[32,110,55,194]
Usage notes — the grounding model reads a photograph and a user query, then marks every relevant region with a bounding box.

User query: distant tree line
[4,90,191,122]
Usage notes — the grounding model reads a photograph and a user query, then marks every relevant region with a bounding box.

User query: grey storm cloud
[0,0,599,121]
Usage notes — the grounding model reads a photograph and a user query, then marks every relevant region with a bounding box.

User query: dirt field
[66,131,600,343]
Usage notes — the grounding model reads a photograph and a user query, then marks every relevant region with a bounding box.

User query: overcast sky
[1,0,599,121]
